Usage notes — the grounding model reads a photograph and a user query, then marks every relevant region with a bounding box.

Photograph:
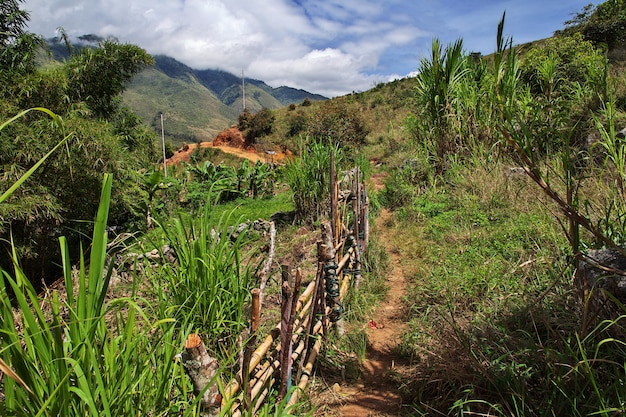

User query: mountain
[45,37,327,144]
[126,55,327,144]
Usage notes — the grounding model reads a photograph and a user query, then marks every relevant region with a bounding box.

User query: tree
[65,40,154,119]
[238,108,275,144]
[0,0,43,76]
[306,99,369,149]
[557,0,626,49]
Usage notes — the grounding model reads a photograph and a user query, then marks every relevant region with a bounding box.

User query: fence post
[330,150,339,248]
[243,288,260,409]
[278,265,293,400]
[181,334,222,417]
[320,221,344,335]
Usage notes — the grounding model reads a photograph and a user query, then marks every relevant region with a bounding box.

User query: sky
[22,0,594,98]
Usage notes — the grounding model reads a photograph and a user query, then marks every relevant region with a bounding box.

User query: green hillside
[123,66,235,143]
[46,39,327,145]
[123,54,327,144]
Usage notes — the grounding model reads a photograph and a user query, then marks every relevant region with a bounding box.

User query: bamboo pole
[287,335,323,408]
[337,247,354,273]
[230,310,315,416]
[242,288,260,409]
[234,335,310,417]
[303,260,323,375]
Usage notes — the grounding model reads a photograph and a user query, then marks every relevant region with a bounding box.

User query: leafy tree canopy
[65,40,155,119]
[0,1,157,283]
[557,0,626,49]
[0,0,44,75]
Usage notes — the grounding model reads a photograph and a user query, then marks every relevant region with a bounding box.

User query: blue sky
[22,0,594,97]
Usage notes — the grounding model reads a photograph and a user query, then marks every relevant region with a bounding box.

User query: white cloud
[22,0,594,97]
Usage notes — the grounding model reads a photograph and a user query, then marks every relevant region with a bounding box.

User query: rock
[576,248,626,302]
[504,166,527,180]
[269,211,295,225]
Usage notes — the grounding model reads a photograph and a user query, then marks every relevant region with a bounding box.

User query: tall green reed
[0,174,189,416]
[153,189,253,351]
[283,137,345,223]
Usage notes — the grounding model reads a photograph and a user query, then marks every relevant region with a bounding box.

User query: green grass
[387,154,626,415]
[0,173,265,416]
[211,187,294,225]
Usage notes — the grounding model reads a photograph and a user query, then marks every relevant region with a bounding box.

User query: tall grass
[0,174,187,416]
[0,176,264,416]
[283,137,345,223]
[152,192,253,351]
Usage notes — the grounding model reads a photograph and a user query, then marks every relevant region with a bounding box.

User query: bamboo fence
[181,160,369,416]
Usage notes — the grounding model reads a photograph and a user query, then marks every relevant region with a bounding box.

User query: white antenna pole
[242,69,246,112]
[160,112,167,177]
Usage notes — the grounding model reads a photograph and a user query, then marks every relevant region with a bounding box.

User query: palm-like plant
[416,38,468,168]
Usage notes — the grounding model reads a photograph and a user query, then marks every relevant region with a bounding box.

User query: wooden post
[320,221,344,335]
[330,151,337,247]
[258,221,276,309]
[278,265,293,400]
[243,288,260,409]
[353,169,360,253]
[362,188,370,251]
[181,334,222,417]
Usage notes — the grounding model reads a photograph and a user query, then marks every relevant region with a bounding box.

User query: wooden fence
[180,160,370,416]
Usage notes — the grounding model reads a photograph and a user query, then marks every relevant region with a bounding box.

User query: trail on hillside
[315,172,410,417]
[166,142,264,165]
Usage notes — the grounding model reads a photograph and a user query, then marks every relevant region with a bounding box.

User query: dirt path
[317,171,410,416]
[337,207,408,416]
[166,142,265,165]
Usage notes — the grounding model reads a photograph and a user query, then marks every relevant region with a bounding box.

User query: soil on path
[316,172,410,417]
[166,141,265,166]
[165,127,291,166]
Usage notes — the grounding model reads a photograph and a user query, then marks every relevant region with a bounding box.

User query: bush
[306,100,369,148]
[380,156,432,209]
[239,108,275,143]
[286,110,308,137]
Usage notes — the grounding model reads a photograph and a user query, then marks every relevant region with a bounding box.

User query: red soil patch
[212,126,252,149]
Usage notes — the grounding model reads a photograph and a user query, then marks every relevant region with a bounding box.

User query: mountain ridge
[130,55,327,144]
[45,37,327,144]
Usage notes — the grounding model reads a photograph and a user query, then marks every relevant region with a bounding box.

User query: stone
[576,248,626,302]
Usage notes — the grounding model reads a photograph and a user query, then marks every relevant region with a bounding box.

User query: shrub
[286,110,307,137]
[239,108,275,143]
[306,100,369,148]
